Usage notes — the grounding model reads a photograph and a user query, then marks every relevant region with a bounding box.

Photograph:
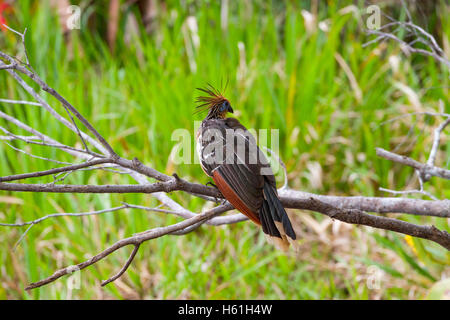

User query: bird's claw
[205,181,223,204]
[206,181,218,189]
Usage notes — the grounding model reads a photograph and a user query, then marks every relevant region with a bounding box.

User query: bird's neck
[205,110,226,120]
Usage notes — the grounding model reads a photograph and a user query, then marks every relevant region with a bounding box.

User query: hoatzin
[196,86,297,250]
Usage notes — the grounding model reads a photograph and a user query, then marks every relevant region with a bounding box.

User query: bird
[195,85,297,250]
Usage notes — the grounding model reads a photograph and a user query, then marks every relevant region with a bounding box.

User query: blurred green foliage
[0,0,448,299]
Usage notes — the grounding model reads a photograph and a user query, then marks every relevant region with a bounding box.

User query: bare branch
[101,244,140,287]
[0,98,42,106]
[365,29,450,69]
[364,17,450,71]
[23,196,450,290]
[0,122,103,157]
[290,198,450,250]
[2,205,130,250]
[379,186,438,201]
[379,112,450,126]
[379,168,439,201]
[376,147,450,181]
[428,118,450,167]
[2,141,73,165]
[279,190,450,218]
[0,135,41,141]
[0,158,112,182]
[25,204,228,290]
[0,63,106,156]
[0,63,17,70]
[0,179,222,198]
[0,111,102,159]
[1,25,113,156]
[0,205,129,228]
[1,180,449,217]
[1,25,31,66]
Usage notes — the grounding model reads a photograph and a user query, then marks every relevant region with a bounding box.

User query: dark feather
[260,200,281,237]
[263,182,296,240]
[196,110,297,245]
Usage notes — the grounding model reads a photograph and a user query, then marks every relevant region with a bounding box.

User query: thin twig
[0,98,42,106]
[0,135,41,141]
[427,118,450,167]
[25,204,228,290]
[0,158,112,182]
[2,141,73,165]
[101,244,141,286]
[376,147,450,181]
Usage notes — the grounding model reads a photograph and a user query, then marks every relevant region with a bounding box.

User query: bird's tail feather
[260,182,298,251]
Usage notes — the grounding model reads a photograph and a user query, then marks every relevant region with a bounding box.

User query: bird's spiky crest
[194,82,229,115]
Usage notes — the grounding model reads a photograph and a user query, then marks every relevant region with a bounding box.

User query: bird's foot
[206,181,218,189]
[205,181,223,204]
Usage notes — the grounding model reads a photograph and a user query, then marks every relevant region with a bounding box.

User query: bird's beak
[228,106,234,113]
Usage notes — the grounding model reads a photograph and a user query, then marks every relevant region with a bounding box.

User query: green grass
[0,0,449,299]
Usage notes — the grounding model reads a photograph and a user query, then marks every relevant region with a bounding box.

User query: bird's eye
[220,101,229,112]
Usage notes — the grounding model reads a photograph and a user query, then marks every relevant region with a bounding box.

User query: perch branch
[23,198,450,290]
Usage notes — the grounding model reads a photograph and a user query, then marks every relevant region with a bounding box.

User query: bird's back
[197,117,297,250]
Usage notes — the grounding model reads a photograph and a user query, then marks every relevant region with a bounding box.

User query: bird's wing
[197,118,276,224]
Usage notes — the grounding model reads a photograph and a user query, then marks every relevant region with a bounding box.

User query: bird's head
[195,85,233,119]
